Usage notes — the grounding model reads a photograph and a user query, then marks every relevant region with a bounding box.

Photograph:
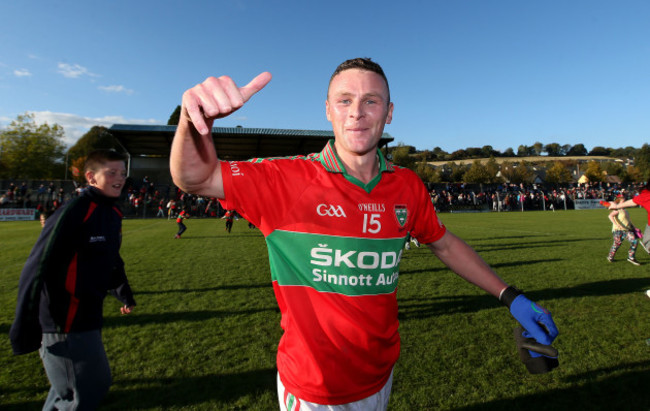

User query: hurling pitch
[1,208,649,410]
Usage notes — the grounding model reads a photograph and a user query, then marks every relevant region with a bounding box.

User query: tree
[0,113,66,179]
[439,162,468,182]
[625,165,642,183]
[532,142,544,156]
[168,105,181,125]
[500,160,534,184]
[544,143,562,157]
[545,161,573,184]
[517,145,532,157]
[462,160,491,183]
[449,149,468,160]
[503,147,515,157]
[431,146,448,161]
[583,160,604,182]
[67,126,123,164]
[611,146,637,158]
[390,144,416,169]
[484,157,502,183]
[567,144,587,156]
[603,161,627,179]
[414,161,440,183]
[588,146,611,156]
[634,143,650,181]
[481,145,498,158]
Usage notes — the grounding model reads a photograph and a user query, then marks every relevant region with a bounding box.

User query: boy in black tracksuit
[9,149,136,410]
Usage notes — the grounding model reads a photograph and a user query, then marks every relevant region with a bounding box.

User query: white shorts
[277,369,393,411]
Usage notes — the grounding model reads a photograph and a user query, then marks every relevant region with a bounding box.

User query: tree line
[391,142,640,162]
[387,143,650,185]
[1,112,648,185]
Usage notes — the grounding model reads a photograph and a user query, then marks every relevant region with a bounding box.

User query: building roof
[109,124,394,160]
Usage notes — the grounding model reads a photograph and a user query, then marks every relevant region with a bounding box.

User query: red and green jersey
[219,140,446,405]
[176,210,188,224]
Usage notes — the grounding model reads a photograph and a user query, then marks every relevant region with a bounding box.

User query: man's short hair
[84,149,127,173]
[328,57,390,103]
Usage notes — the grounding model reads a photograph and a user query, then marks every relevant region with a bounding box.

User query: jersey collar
[318,139,394,193]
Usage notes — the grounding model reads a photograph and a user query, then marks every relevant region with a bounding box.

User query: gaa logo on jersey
[394,205,408,227]
[316,204,347,218]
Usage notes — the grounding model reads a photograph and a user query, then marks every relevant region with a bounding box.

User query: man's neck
[335,147,380,184]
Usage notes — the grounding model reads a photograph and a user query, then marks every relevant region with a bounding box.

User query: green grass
[1,209,649,410]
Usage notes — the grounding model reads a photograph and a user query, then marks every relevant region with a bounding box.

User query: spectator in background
[609,182,650,256]
[175,208,189,239]
[607,195,640,265]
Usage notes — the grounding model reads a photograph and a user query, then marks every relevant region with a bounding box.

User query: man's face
[326,69,393,157]
[86,160,127,198]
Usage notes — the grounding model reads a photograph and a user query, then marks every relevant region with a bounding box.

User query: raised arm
[170,72,272,198]
[609,199,637,210]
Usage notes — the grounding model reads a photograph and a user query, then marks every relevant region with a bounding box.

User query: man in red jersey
[170,58,558,409]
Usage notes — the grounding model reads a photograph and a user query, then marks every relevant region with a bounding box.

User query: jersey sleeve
[633,190,650,207]
[406,172,446,244]
[219,159,307,235]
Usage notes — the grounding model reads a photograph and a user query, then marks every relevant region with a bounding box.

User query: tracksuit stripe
[64,254,79,332]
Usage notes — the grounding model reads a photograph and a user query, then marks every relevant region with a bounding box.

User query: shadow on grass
[528,277,650,300]
[399,258,562,277]
[177,232,263,239]
[134,282,272,295]
[454,360,650,410]
[473,237,602,253]
[103,307,280,328]
[1,368,277,411]
[398,295,497,319]
[105,368,277,410]
[398,277,650,320]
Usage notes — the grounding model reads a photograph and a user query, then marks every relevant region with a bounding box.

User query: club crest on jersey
[393,205,408,227]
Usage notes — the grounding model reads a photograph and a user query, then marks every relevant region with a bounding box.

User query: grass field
[1,209,649,410]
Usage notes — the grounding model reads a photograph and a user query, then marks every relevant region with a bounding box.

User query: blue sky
[1,0,648,153]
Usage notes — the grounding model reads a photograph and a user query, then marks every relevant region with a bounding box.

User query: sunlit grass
[1,208,649,410]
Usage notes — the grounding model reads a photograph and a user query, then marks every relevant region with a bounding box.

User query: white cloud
[28,111,160,147]
[14,68,32,77]
[57,63,98,79]
[98,85,134,95]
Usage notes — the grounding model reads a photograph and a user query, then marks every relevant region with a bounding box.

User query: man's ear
[385,102,394,125]
[325,100,332,122]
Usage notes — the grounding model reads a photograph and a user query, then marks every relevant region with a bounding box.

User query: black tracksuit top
[10,187,136,355]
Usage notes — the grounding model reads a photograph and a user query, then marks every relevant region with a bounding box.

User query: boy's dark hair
[328,57,390,103]
[84,149,127,173]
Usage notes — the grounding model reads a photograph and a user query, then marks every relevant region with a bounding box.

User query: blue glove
[509,294,559,348]
[501,287,559,373]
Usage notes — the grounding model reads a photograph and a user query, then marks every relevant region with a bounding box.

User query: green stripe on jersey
[266,230,405,296]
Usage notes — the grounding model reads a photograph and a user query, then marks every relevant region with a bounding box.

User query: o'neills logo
[229,162,244,177]
[317,204,347,218]
[358,203,385,213]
